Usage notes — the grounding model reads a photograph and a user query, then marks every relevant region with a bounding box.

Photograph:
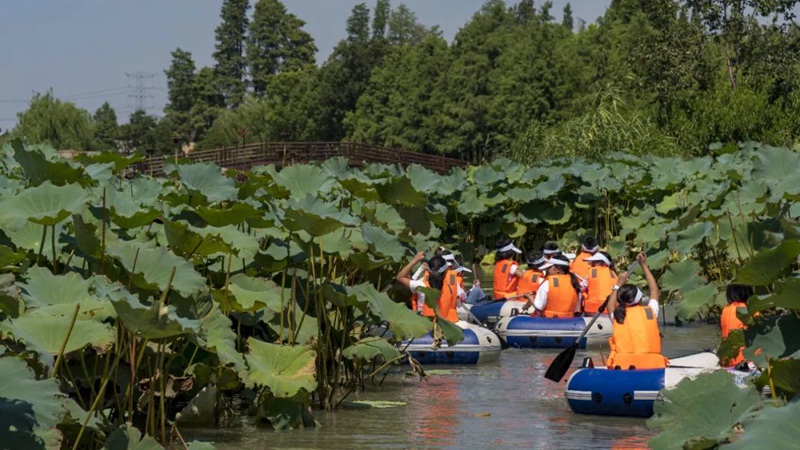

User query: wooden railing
[133,142,467,175]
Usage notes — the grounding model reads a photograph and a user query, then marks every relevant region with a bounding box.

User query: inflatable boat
[461,300,527,326]
[404,321,502,365]
[565,352,721,418]
[495,315,613,349]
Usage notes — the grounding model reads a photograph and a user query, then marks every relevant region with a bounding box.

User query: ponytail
[614,284,640,324]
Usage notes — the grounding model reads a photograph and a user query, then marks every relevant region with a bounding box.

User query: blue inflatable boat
[565,352,721,417]
[404,321,501,365]
[494,315,613,349]
[463,300,527,326]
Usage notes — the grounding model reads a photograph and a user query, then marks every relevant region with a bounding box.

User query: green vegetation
[1,136,798,447]
[9,0,798,159]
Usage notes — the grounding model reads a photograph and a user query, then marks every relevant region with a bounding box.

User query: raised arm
[396,251,427,290]
[638,252,658,302]
[606,265,630,316]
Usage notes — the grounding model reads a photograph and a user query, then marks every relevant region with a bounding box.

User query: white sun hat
[496,242,522,254]
[583,253,612,266]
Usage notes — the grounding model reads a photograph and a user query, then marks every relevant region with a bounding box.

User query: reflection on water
[185,318,720,450]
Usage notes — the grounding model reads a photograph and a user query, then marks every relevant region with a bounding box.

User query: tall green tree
[164,48,199,142]
[347,3,371,43]
[213,0,250,108]
[13,92,96,151]
[562,3,574,30]
[118,110,172,155]
[93,102,118,151]
[373,0,391,40]
[247,0,317,96]
[387,4,428,45]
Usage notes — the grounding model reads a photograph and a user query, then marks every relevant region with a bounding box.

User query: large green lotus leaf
[228,274,285,313]
[721,181,767,218]
[0,182,88,229]
[375,177,427,208]
[349,283,430,340]
[72,212,102,258]
[320,156,350,178]
[197,308,246,372]
[717,329,745,365]
[659,260,703,293]
[194,202,261,227]
[271,164,336,198]
[196,225,261,260]
[372,203,406,231]
[104,423,164,450]
[338,177,380,201]
[103,187,161,229]
[342,337,402,363]
[734,240,800,286]
[84,163,115,185]
[725,400,800,449]
[752,146,800,201]
[1,313,115,354]
[647,371,761,450]
[20,268,114,319]
[110,292,197,340]
[753,358,800,400]
[361,222,406,261]
[257,392,317,431]
[436,316,466,347]
[506,187,538,203]
[296,227,353,258]
[472,165,504,189]
[283,195,358,237]
[675,284,718,321]
[533,176,564,199]
[437,168,467,196]
[457,187,487,216]
[491,158,526,183]
[74,151,143,173]
[0,357,67,450]
[13,141,84,186]
[746,277,800,315]
[542,204,572,225]
[580,166,612,184]
[244,338,317,397]
[175,385,218,426]
[672,222,713,256]
[348,252,391,271]
[656,192,682,215]
[406,164,440,193]
[0,246,28,269]
[743,314,800,362]
[163,220,232,258]
[174,162,238,203]
[107,243,205,296]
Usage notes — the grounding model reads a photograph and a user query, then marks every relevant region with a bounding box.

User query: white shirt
[609,298,660,318]
[408,278,465,312]
[533,278,582,313]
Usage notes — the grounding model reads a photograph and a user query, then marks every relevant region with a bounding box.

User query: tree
[164,48,199,142]
[387,4,428,45]
[213,0,250,108]
[192,67,225,143]
[562,3,574,30]
[118,110,172,155]
[94,102,118,151]
[247,0,317,96]
[347,3,371,43]
[13,92,96,150]
[373,0,391,40]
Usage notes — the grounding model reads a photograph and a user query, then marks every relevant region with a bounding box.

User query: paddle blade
[544,344,578,382]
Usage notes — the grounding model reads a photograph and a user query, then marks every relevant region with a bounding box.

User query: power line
[0,86,131,103]
[125,71,155,112]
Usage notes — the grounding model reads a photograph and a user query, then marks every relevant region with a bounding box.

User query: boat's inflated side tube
[404,322,502,365]
[565,367,665,417]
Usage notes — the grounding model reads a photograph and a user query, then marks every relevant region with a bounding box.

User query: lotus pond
[0,139,799,449]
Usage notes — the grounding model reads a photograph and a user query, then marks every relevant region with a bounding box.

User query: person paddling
[581,251,617,315]
[396,252,459,322]
[720,284,753,368]
[493,239,524,300]
[570,236,599,281]
[606,253,669,370]
[517,250,546,296]
[524,254,582,318]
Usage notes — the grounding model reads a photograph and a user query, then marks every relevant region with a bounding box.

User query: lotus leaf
[675,284,718,321]
[1,313,115,354]
[104,423,163,450]
[659,260,703,293]
[437,168,467,196]
[406,164,440,193]
[375,177,427,207]
[753,358,800,400]
[0,246,27,269]
[110,293,196,340]
[271,164,336,199]
[244,338,316,397]
[457,187,487,216]
[74,151,143,173]
[647,371,761,450]
[197,308,247,372]
[361,222,406,261]
[533,176,564,199]
[342,337,402,362]
[656,192,682,215]
[349,283,430,340]
[283,195,357,237]
[372,203,406,231]
[717,329,745,365]
[174,163,238,203]
[13,140,83,186]
[194,202,261,227]
[107,243,205,296]
[20,268,114,320]
[0,181,88,229]
[672,222,713,256]
[175,385,218,426]
[734,240,800,286]
[746,278,800,315]
[752,146,800,201]
[541,204,572,225]
[258,392,317,431]
[724,401,800,449]
[743,314,800,362]
[228,274,285,313]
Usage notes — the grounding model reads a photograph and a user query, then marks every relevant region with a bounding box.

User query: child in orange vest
[606,253,669,370]
[526,254,582,318]
[581,251,618,315]
[720,284,753,368]
[518,250,545,296]
[570,236,599,281]
[396,252,459,322]
[493,239,524,300]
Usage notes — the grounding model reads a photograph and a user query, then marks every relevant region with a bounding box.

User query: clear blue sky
[0,0,610,129]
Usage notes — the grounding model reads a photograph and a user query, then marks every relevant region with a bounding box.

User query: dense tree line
[8,0,800,161]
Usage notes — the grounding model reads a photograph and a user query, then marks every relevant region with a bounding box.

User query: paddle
[544,261,639,382]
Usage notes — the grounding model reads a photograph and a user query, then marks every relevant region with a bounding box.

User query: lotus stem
[128,247,140,288]
[160,267,177,304]
[159,342,168,444]
[36,225,47,265]
[52,303,80,379]
[101,187,107,275]
[50,224,57,273]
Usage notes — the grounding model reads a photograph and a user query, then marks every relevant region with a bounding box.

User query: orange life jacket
[542,275,579,318]
[493,259,519,300]
[606,305,668,370]
[570,251,594,281]
[584,266,617,314]
[518,269,543,296]
[420,271,459,323]
[410,272,429,313]
[720,302,747,366]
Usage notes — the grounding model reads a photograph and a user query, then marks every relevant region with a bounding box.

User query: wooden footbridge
[134,142,467,175]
